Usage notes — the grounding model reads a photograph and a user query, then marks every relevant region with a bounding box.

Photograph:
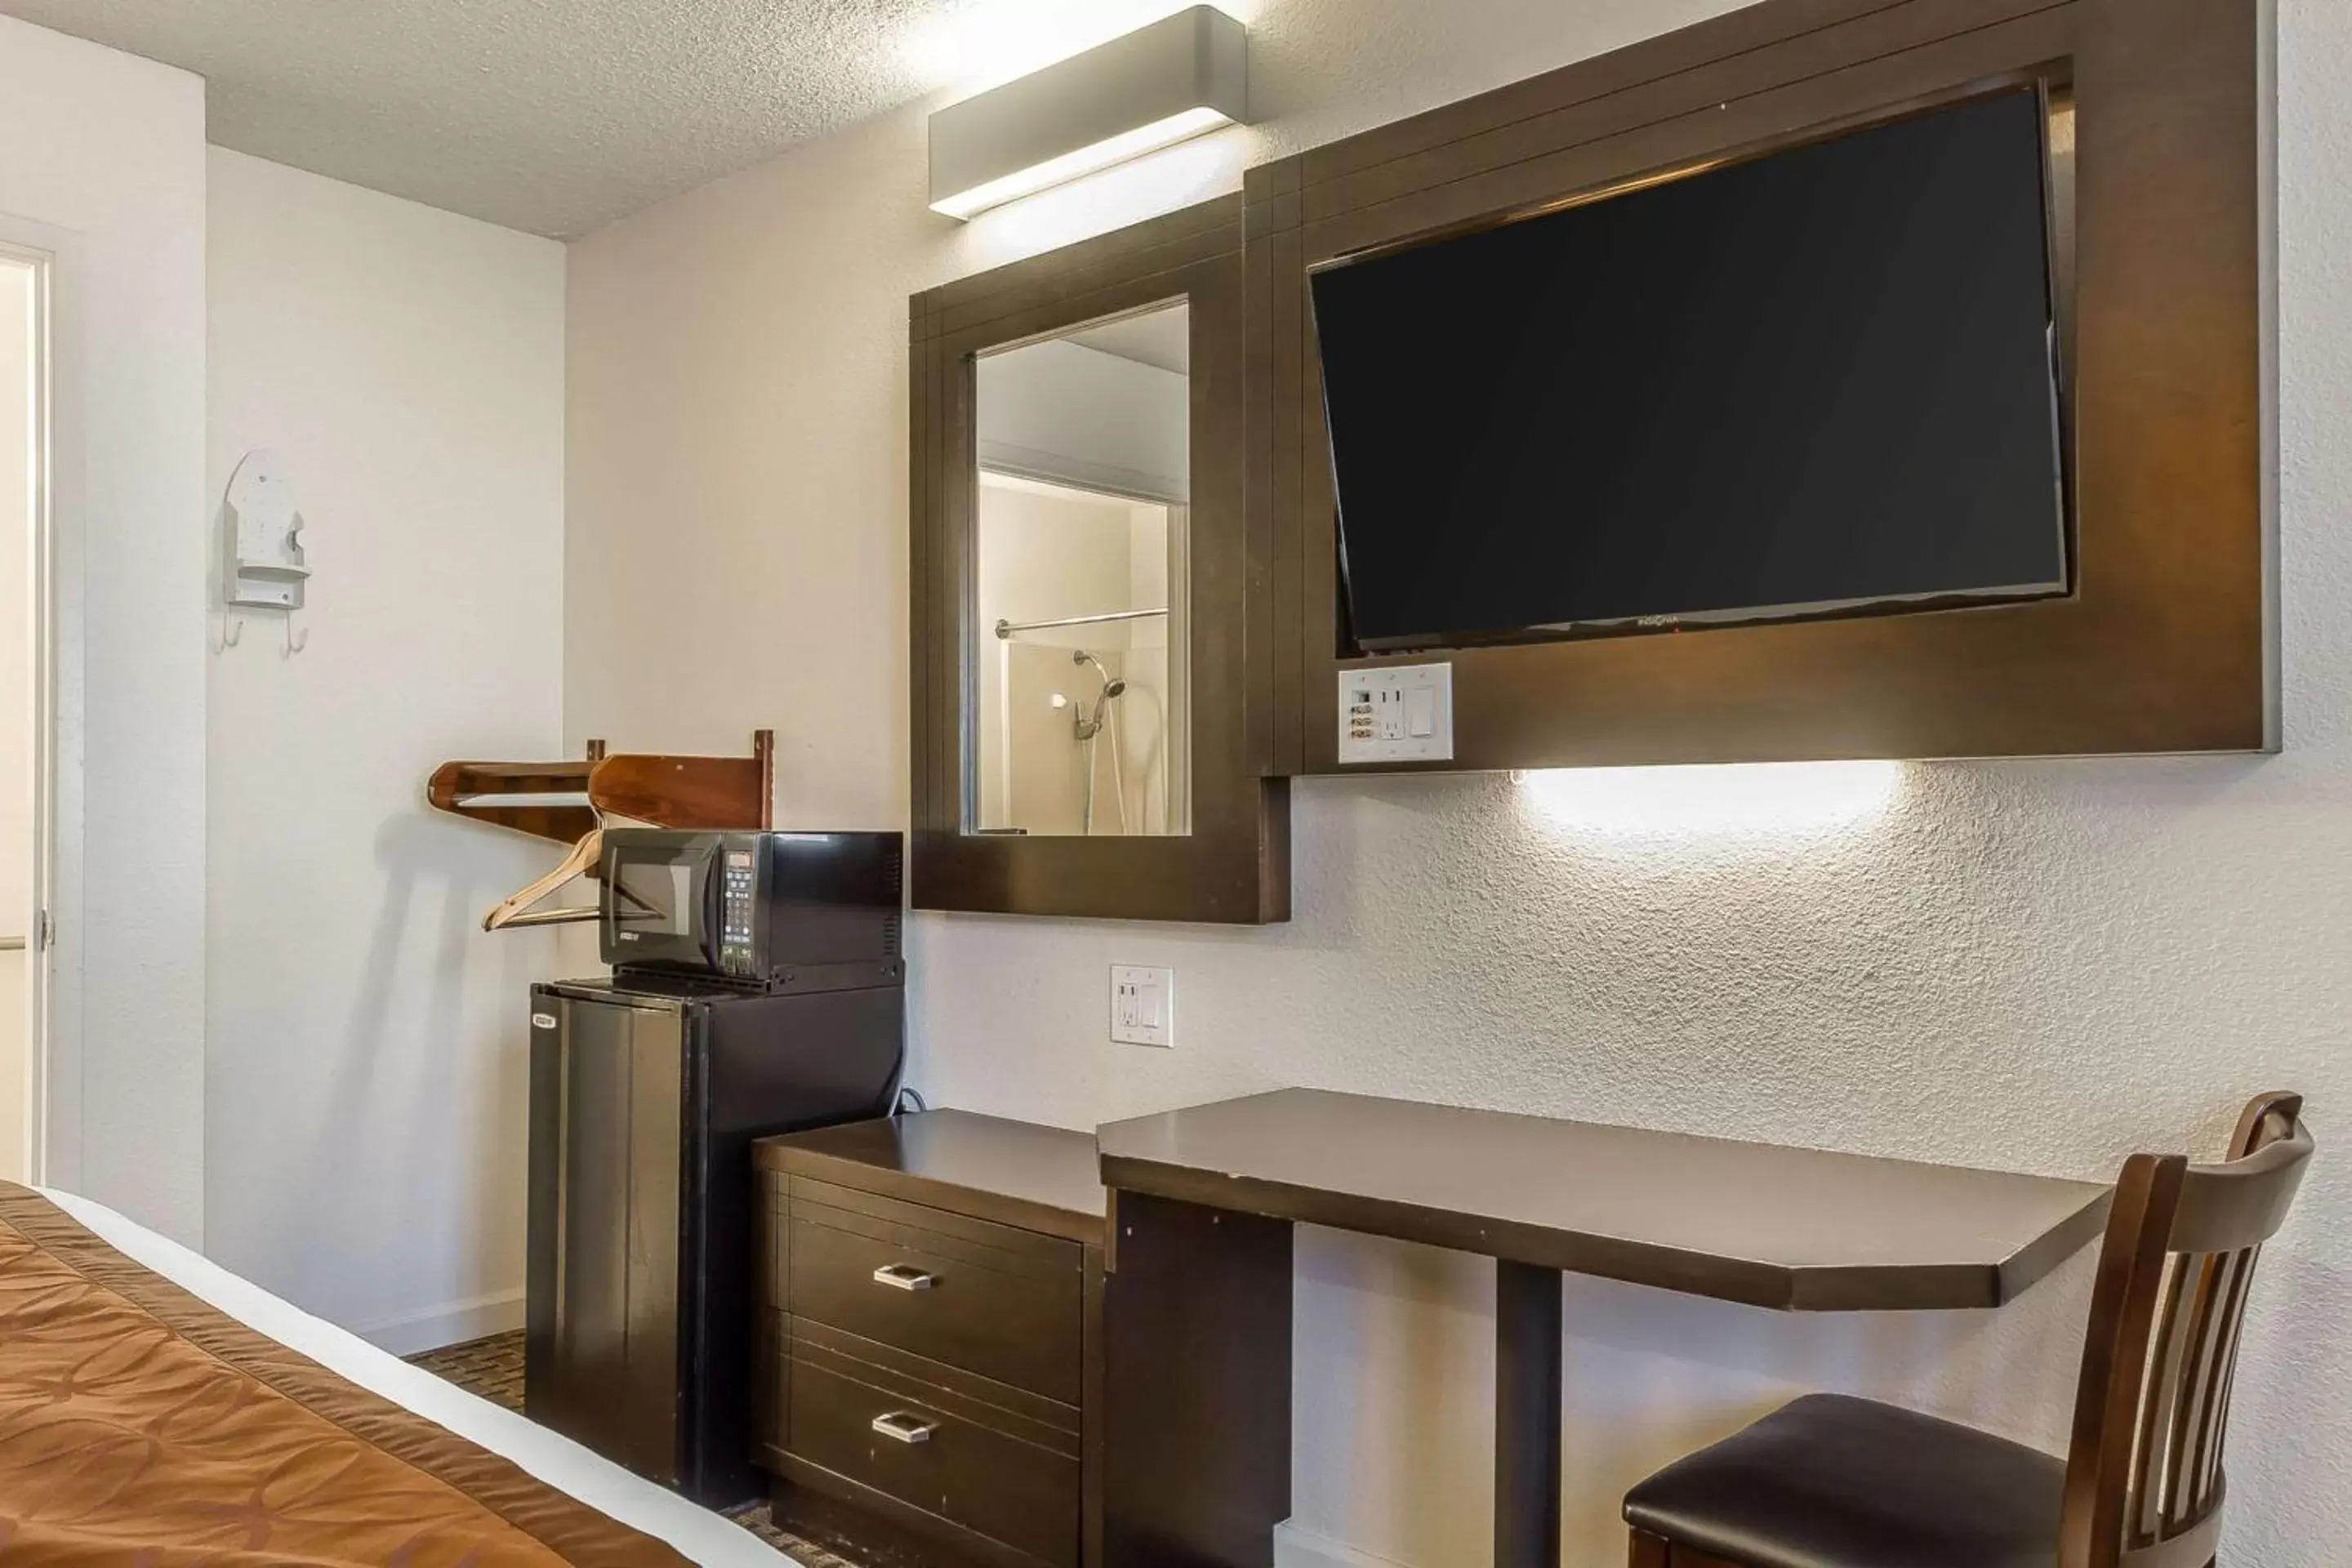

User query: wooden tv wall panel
[1249,0,2276,772]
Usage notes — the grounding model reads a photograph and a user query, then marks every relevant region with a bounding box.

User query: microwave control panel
[719,851,758,978]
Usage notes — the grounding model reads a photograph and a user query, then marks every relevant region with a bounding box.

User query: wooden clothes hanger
[478,825,670,932]
[482,826,604,932]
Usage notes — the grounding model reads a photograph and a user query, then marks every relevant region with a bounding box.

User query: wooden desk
[1095,1089,2111,1568]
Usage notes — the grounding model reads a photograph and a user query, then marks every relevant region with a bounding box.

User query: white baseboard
[1274,1521,1414,1568]
[355,1288,526,1358]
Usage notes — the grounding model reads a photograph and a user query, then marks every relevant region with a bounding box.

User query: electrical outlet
[1338,662,1454,764]
[1111,965,1174,1048]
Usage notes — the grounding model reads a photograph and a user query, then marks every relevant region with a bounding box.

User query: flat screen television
[1310,86,2071,653]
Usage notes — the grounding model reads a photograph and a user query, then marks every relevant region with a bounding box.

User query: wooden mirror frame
[910,197,1290,924]
[1250,0,2276,773]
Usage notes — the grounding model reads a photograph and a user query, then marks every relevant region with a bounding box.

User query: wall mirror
[975,301,1191,840]
[911,198,1289,923]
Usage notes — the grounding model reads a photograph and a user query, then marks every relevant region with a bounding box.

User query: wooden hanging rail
[429,730,774,846]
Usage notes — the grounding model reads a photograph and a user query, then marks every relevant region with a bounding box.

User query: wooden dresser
[753,1111,1106,1568]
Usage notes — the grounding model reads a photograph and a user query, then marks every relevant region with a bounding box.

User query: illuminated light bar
[929,7,1249,220]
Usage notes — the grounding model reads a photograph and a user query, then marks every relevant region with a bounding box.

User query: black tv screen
[1311,87,2070,652]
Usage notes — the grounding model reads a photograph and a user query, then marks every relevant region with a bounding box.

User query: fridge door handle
[871,1263,938,1291]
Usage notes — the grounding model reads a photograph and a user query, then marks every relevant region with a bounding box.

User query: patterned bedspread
[0,1183,692,1566]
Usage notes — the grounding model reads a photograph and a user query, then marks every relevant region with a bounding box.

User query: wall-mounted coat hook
[216,614,245,654]
[282,617,308,657]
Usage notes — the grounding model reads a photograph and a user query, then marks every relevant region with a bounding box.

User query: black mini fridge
[523,972,902,1507]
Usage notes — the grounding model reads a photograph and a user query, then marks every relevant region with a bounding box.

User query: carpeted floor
[406,1331,867,1568]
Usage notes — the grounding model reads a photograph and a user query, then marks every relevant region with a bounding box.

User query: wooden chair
[1624,1091,2313,1568]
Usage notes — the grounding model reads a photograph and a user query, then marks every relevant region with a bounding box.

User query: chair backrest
[2058,1091,2314,1568]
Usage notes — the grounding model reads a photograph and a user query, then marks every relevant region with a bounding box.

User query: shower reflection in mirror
[973,300,1191,839]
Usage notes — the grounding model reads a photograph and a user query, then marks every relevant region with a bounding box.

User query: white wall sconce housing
[929,6,1250,220]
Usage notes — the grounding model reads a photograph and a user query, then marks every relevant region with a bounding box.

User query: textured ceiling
[0,0,1194,238]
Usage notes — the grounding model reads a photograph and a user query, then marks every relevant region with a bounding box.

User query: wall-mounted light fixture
[929,6,1250,221]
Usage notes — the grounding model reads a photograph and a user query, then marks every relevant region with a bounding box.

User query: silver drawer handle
[871,1263,938,1291]
[871,1411,938,1445]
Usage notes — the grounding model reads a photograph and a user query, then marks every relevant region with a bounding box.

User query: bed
[0,1182,792,1566]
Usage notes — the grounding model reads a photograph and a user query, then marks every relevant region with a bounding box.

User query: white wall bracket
[223,448,308,608]
[218,448,310,655]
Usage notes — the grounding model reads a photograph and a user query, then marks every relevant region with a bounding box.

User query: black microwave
[599,829,903,992]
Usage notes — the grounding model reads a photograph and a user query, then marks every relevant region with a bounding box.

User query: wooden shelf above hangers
[429,730,775,846]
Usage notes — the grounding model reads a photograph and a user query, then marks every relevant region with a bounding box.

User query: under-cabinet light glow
[1517,761,1904,836]
[933,105,1234,220]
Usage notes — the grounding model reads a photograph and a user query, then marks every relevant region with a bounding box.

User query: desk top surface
[1096,1089,2110,1311]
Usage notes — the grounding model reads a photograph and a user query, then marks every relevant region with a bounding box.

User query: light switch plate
[1339,662,1454,764]
[1111,965,1174,1048]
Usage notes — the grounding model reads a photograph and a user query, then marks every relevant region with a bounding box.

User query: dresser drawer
[789,1184,1082,1403]
[789,1348,1080,1568]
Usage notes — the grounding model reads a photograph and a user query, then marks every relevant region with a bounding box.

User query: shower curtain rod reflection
[996,608,1169,639]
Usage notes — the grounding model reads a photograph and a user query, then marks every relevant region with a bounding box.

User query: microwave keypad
[723,864,755,961]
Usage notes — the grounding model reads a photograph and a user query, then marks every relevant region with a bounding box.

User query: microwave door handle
[699,843,727,968]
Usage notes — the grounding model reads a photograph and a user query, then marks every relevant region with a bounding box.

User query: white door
[0,254,36,1183]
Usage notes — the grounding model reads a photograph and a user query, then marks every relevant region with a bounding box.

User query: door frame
[0,220,82,1190]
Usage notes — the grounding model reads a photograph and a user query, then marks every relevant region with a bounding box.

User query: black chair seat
[1623,1393,2065,1568]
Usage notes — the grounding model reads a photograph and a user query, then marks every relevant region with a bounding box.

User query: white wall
[565,0,2352,1561]
[206,148,567,1351]
[0,16,207,1243]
